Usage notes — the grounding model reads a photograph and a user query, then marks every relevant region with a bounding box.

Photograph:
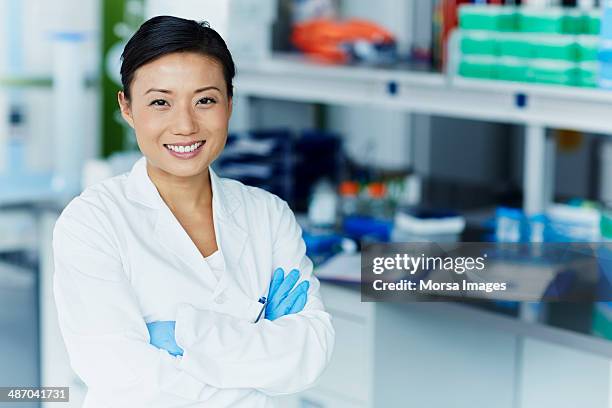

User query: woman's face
[117,52,232,178]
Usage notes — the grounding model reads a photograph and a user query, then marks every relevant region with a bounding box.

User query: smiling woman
[117,20,233,182]
[52,15,334,408]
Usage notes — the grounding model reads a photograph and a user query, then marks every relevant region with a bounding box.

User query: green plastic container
[498,7,518,32]
[593,303,612,340]
[518,8,565,33]
[563,9,583,34]
[529,60,577,85]
[460,32,497,56]
[533,35,577,61]
[577,61,599,87]
[577,35,600,62]
[584,10,601,35]
[459,5,500,31]
[602,203,612,239]
[497,57,530,82]
[459,56,497,79]
[498,33,533,58]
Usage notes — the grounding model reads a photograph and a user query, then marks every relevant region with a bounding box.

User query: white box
[228,24,272,60]
[145,0,277,60]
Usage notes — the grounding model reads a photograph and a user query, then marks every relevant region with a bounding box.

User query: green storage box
[519,8,564,33]
[577,35,600,61]
[593,302,612,340]
[459,56,497,79]
[498,7,518,32]
[603,208,612,239]
[529,60,578,85]
[563,9,583,34]
[577,61,599,87]
[584,10,601,35]
[498,33,533,58]
[533,35,577,61]
[459,5,499,31]
[497,57,530,82]
[460,32,497,56]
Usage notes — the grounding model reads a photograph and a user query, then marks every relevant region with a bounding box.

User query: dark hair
[120,15,235,101]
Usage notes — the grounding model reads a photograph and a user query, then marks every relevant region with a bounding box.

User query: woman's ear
[228,96,233,119]
[117,91,135,129]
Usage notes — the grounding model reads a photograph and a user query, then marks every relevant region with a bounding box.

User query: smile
[163,140,206,159]
[164,140,204,153]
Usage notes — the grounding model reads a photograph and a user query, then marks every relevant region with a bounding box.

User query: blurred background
[0,0,611,407]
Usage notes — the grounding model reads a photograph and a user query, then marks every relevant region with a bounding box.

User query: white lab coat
[52,156,335,408]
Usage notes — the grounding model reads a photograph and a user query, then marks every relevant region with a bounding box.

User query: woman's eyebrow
[194,86,221,94]
[144,86,221,95]
[144,88,170,95]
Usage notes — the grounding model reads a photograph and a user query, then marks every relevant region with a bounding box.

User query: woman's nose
[170,107,199,135]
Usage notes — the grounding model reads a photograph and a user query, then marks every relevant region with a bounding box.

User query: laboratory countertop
[0,174,68,208]
[322,279,612,358]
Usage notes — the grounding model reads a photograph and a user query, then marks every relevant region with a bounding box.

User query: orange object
[367,182,386,198]
[339,181,359,197]
[291,18,396,64]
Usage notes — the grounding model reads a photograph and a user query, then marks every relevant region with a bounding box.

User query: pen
[254,296,267,323]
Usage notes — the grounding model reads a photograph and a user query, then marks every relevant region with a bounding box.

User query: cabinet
[282,282,612,408]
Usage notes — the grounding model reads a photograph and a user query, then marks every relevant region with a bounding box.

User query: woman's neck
[146,161,212,213]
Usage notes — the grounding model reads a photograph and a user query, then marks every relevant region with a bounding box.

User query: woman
[52,16,334,408]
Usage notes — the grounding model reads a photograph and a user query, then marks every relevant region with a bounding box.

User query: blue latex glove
[265,268,309,321]
[146,321,184,356]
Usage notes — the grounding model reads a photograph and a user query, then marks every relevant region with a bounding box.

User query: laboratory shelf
[235,54,446,109]
[0,208,38,253]
[236,53,611,215]
[0,233,36,253]
[0,175,73,254]
[236,53,612,134]
[450,77,612,134]
[0,75,52,88]
[0,175,61,207]
[0,75,98,88]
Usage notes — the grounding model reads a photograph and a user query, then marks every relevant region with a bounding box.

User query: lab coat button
[214,293,227,304]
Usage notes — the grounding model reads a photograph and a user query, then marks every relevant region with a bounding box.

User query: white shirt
[52,156,335,408]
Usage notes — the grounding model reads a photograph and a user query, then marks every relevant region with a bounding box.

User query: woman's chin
[148,156,209,179]
[165,162,209,178]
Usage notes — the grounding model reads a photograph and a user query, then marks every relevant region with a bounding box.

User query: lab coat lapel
[213,216,248,295]
[209,167,249,295]
[153,202,218,289]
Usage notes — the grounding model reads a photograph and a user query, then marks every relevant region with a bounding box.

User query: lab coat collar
[125,156,239,220]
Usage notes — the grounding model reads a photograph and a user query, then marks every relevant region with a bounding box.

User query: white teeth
[165,141,203,153]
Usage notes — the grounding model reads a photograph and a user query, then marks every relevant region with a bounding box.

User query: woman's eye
[198,97,216,105]
[149,99,168,106]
